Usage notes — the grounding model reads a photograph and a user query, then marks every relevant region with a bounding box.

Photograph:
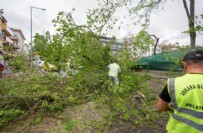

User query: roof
[9,36,19,41]
[0,16,7,23]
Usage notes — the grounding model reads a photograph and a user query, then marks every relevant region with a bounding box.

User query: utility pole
[30,7,46,68]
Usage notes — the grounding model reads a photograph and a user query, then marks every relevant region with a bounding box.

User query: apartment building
[0,9,27,57]
[0,9,13,67]
[123,37,136,60]
[22,43,29,55]
[0,9,27,77]
[123,37,162,59]
[99,36,123,57]
[159,40,179,52]
[10,28,27,55]
[141,46,162,57]
[160,44,178,52]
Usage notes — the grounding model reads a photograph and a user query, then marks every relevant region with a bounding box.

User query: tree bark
[151,35,159,55]
[183,0,196,48]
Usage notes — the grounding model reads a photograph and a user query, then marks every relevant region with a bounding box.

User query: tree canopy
[93,0,201,47]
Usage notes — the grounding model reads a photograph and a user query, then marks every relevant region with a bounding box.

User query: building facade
[0,10,27,59]
[0,9,27,77]
[99,36,123,57]
[122,37,163,59]
[0,9,13,67]
[141,45,162,57]
[10,28,27,55]
[123,37,136,60]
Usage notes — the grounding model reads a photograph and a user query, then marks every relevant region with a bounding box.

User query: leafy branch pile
[0,5,169,131]
[0,64,167,131]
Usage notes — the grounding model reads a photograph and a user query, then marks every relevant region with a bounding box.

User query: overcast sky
[1,0,203,46]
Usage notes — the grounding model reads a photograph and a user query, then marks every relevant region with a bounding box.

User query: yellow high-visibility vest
[107,63,121,77]
[166,74,203,133]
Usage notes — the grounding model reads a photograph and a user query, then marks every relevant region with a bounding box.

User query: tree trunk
[150,35,159,55]
[189,0,196,48]
[183,0,196,48]
[190,26,196,48]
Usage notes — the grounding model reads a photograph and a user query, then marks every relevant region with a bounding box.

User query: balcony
[9,42,20,49]
[1,34,7,44]
[12,44,20,49]
[0,37,4,43]
[1,34,13,45]
[9,36,19,41]
[0,41,3,50]
[5,53,15,59]
[0,49,6,55]
[6,36,13,44]
[0,32,6,40]
[2,23,13,36]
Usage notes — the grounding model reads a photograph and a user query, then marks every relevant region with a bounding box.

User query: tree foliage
[184,14,203,34]
[134,30,154,57]
[8,54,30,73]
[94,0,200,47]
[0,2,169,131]
[129,0,198,47]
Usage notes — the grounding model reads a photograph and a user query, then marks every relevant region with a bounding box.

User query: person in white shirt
[107,60,121,85]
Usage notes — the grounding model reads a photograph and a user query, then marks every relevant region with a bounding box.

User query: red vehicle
[0,64,4,78]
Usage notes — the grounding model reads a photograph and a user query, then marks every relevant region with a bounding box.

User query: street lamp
[30,6,46,68]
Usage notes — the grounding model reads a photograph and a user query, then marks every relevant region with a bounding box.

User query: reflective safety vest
[166,74,203,133]
[107,63,121,77]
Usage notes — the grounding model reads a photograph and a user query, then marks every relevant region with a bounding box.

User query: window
[13,33,18,38]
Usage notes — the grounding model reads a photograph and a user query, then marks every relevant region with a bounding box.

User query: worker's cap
[183,50,203,61]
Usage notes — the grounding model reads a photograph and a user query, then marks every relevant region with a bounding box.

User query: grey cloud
[1,0,202,46]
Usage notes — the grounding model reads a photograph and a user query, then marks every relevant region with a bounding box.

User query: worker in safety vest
[157,49,203,133]
[107,60,121,85]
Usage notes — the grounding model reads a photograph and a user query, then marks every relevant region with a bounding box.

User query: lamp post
[30,6,46,68]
